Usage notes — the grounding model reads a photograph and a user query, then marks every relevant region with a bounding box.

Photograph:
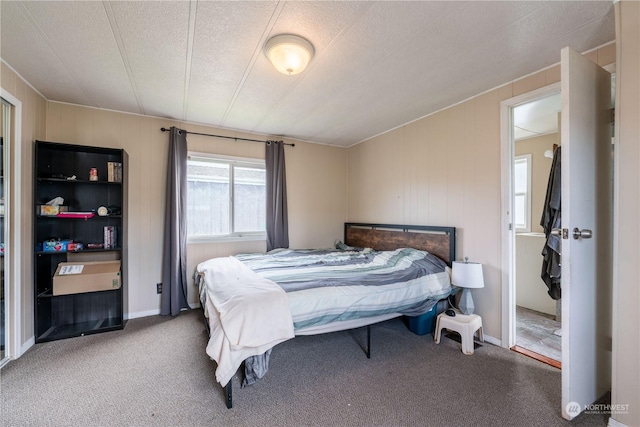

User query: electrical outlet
[156,283,162,294]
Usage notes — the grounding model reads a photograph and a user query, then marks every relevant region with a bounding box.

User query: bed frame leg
[224,381,233,409]
[366,325,371,359]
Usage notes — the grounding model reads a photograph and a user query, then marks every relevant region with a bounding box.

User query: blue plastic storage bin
[407,300,448,335]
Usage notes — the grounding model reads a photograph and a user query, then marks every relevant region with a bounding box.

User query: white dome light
[264,34,314,76]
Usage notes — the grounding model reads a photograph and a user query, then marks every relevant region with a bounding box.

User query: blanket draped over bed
[197,247,452,387]
[200,256,294,386]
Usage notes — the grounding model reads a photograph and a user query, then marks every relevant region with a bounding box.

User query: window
[514,154,532,232]
[187,153,266,241]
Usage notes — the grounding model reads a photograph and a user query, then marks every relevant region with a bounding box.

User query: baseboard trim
[483,334,501,346]
[126,309,160,320]
[126,303,199,320]
[20,336,35,358]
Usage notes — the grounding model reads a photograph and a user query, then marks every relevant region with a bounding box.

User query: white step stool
[434,310,483,355]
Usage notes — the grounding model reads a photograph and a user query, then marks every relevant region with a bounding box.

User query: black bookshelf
[34,140,127,342]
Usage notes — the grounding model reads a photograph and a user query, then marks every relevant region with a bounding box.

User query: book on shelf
[103,225,117,249]
[107,162,123,182]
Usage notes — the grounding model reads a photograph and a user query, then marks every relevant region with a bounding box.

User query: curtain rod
[160,127,295,147]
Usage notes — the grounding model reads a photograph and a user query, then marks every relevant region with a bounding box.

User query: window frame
[513,154,532,233]
[187,152,267,243]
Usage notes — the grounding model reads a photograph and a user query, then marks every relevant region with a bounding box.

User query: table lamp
[452,258,485,315]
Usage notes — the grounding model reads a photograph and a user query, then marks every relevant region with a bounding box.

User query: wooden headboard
[344,223,456,266]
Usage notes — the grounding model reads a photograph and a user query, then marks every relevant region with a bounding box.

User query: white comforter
[198,257,294,386]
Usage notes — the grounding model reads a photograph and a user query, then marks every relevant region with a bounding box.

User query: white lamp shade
[264,34,314,76]
[452,261,485,289]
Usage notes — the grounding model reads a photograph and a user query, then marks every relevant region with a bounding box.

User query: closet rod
[160,127,294,146]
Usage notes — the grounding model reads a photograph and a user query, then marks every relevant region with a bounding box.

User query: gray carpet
[1,310,609,427]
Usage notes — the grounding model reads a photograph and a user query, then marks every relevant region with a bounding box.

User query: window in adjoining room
[187,153,266,241]
[514,154,532,232]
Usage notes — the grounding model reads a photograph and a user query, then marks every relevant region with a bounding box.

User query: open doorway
[500,82,561,368]
[501,50,614,418]
[501,71,615,371]
[511,92,562,366]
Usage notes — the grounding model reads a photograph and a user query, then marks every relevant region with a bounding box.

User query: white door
[560,46,612,420]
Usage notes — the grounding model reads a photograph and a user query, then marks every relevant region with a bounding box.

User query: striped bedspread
[234,247,452,331]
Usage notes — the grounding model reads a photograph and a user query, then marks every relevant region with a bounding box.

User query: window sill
[188,235,267,244]
[516,232,545,237]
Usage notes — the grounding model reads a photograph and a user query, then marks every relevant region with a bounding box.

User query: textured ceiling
[514,92,561,141]
[0,1,615,147]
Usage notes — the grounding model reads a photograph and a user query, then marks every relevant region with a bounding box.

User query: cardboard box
[53,260,121,296]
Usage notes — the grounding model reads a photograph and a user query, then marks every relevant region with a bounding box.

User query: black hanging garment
[540,146,562,300]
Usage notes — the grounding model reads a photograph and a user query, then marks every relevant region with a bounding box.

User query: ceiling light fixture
[264,34,314,76]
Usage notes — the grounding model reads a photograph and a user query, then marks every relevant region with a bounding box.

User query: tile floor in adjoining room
[515,305,561,362]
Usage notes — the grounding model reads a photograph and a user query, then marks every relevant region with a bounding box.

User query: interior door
[560,47,612,420]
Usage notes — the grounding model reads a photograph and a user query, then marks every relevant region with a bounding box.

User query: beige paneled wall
[347,43,615,340]
[1,62,47,349]
[347,129,404,223]
[46,104,347,317]
[515,132,558,234]
[286,141,348,249]
[348,87,509,339]
[612,1,640,426]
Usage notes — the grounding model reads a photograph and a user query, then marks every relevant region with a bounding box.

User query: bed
[195,222,456,408]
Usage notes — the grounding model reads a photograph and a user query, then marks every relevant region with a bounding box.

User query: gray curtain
[161,126,190,316]
[265,141,289,251]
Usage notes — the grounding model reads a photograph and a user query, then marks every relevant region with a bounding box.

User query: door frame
[500,64,615,350]
[0,88,23,365]
[500,82,560,349]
